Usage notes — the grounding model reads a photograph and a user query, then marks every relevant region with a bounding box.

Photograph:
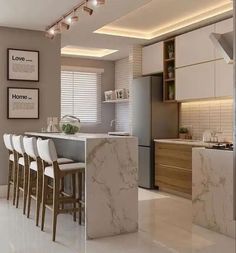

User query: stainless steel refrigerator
[132,76,178,189]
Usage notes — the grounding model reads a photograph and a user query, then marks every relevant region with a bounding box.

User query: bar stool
[12,135,29,214]
[3,134,17,205]
[23,136,75,226]
[37,138,85,242]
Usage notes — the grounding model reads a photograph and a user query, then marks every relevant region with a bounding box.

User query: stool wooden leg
[16,164,21,209]
[78,172,82,225]
[27,169,33,218]
[52,178,59,242]
[23,166,28,215]
[36,170,42,227]
[41,175,48,231]
[7,160,12,200]
[13,159,17,206]
[61,177,64,209]
[72,174,76,222]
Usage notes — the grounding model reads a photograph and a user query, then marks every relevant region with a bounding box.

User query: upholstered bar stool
[23,136,74,226]
[12,135,29,214]
[3,134,17,205]
[37,138,85,242]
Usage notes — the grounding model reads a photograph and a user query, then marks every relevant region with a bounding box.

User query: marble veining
[192,148,235,238]
[86,137,138,239]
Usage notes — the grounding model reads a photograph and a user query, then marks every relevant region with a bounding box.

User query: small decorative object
[167,44,174,59]
[60,115,80,134]
[167,65,174,79]
[115,89,125,99]
[7,49,39,82]
[104,90,115,101]
[168,84,175,100]
[47,117,59,132]
[179,127,189,139]
[7,87,39,119]
[124,88,129,99]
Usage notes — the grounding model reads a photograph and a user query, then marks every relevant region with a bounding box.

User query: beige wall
[61,57,115,133]
[0,27,61,185]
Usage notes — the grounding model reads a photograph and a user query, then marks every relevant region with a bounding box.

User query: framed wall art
[7,87,39,119]
[7,48,39,82]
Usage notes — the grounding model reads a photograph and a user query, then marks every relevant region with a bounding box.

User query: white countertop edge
[154,139,211,147]
[25,132,137,141]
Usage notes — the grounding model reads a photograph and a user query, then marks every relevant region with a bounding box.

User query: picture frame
[7,48,39,82]
[7,87,39,119]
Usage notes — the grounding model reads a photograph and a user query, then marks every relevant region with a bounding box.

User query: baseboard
[0,185,7,198]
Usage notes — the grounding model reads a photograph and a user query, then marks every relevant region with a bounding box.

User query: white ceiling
[0,0,233,61]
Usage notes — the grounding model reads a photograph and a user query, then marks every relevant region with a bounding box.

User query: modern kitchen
[0,1,235,253]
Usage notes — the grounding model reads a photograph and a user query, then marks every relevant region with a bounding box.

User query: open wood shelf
[103,99,129,104]
[163,37,177,102]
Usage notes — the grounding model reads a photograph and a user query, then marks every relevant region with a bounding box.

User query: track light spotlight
[54,24,61,34]
[83,6,93,15]
[93,0,105,6]
[60,21,70,31]
[45,31,54,39]
[68,11,79,24]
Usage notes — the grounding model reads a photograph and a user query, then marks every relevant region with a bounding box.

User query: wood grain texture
[155,142,192,198]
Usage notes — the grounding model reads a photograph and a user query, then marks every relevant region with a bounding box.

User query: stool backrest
[23,136,38,160]
[37,139,58,164]
[12,135,25,155]
[3,134,14,151]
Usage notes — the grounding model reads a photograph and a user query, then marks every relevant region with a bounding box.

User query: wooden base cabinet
[155,142,192,199]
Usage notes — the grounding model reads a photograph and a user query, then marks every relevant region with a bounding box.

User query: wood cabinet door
[176,24,215,68]
[142,42,163,75]
[176,61,215,101]
[215,59,233,98]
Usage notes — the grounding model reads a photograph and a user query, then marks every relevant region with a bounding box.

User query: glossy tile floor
[0,189,235,253]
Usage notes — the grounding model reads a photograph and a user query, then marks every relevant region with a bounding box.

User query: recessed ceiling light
[61,46,118,58]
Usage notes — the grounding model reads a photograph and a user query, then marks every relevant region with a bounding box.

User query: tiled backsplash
[180,99,233,142]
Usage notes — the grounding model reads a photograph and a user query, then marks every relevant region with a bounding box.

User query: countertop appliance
[206,143,233,151]
[132,76,179,189]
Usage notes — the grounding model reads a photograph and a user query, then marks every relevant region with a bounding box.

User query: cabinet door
[142,42,163,75]
[176,25,215,68]
[176,61,215,101]
[215,18,233,59]
[215,59,233,97]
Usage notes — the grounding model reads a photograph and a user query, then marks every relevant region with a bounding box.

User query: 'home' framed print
[7,49,39,82]
[7,87,39,119]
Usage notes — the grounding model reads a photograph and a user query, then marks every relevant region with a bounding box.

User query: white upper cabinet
[176,61,215,101]
[215,59,233,97]
[176,25,215,68]
[142,42,163,75]
[215,18,233,34]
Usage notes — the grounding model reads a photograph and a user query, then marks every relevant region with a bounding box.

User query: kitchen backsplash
[180,99,233,142]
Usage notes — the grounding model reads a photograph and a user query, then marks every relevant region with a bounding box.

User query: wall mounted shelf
[103,99,129,104]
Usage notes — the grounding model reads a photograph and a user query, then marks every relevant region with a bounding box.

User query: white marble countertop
[154,139,213,147]
[25,132,135,141]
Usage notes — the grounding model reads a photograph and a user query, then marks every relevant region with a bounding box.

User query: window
[61,70,102,124]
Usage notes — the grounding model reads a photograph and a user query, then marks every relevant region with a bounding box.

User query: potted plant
[168,44,174,59]
[179,127,189,139]
[168,65,174,79]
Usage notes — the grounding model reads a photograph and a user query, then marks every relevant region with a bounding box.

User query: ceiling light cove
[61,46,118,58]
[94,1,233,40]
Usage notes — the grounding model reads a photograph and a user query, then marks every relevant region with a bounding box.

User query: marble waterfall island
[26,132,138,239]
[192,148,235,238]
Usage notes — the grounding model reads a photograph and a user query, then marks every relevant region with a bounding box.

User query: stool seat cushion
[30,158,74,171]
[18,157,25,166]
[9,154,14,161]
[45,162,85,178]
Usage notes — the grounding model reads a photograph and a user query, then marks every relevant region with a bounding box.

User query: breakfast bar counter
[26,132,138,240]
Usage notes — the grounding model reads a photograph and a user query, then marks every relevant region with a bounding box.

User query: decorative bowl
[60,115,80,134]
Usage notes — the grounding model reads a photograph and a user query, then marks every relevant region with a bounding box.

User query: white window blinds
[61,70,101,123]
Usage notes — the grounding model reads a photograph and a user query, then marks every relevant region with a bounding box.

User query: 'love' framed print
[7,49,39,82]
[7,87,39,119]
